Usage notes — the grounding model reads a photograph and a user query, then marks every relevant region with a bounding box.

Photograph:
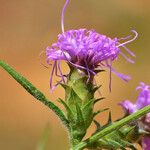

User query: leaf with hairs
[58,98,74,123]
[0,60,69,128]
[93,108,109,118]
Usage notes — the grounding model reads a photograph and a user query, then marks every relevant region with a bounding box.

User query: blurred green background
[0,0,150,149]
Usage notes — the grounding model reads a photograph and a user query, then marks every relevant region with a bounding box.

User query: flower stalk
[59,67,96,147]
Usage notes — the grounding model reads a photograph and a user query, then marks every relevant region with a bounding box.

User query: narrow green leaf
[114,138,136,150]
[75,103,85,127]
[67,88,82,107]
[94,97,105,104]
[92,85,101,94]
[107,111,112,124]
[105,139,126,150]
[58,98,74,123]
[59,83,70,90]
[82,100,93,128]
[0,61,69,128]
[93,120,101,131]
[93,108,109,118]
[94,69,105,74]
[119,126,135,138]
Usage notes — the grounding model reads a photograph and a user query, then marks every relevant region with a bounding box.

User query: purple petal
[145,113,150,123]
[136,82,150,109]
[117,30,138,48]
[47,49,71,61]
[119,100,136,114]
[111,67,131,82]
[142,137,150,150]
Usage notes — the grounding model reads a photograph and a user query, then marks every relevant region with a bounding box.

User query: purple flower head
[46,0,138,90]
[120,82,150,150]
[120,82,150,114]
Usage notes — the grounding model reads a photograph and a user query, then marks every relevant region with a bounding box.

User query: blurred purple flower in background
[120,82,150,150]
[120,82,150,115]
[142,137,150,150]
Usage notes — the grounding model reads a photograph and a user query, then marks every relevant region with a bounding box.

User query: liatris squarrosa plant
[0,0,150,150]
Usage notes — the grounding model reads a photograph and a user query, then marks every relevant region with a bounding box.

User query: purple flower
[46,0,138,90]
[120,82,150,114]
[142,137,150,150]
[120,82,150,150]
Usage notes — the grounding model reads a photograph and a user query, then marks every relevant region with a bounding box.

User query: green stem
[0,60,69,129]
[74,105,150,150]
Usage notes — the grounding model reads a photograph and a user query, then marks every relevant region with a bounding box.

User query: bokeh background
[0,0,150,149]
